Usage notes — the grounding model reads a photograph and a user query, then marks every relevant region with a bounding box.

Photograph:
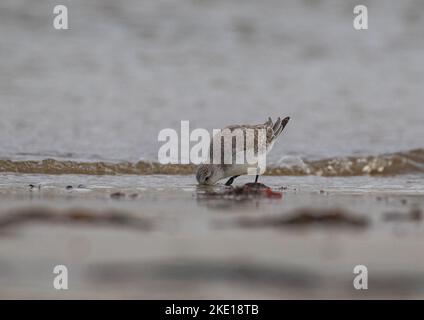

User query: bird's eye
[205,177,209,181]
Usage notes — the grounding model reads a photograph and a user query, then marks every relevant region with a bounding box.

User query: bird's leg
[254,175,259,183]
[225,175,240,186]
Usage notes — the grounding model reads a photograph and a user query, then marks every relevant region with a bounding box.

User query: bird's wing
[266,116,290,150]
[209,116,290,163]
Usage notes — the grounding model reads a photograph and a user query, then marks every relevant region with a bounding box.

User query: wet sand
[0,174,423,299]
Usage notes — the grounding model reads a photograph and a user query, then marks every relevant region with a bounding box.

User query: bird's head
[196,164,223,185]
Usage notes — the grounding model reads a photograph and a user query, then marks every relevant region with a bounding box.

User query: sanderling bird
[196,116,290,185]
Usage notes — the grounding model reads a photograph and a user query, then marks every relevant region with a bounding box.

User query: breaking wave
[0,149,423,177]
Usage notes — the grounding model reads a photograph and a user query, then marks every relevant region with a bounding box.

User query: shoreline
[0,148,423,176]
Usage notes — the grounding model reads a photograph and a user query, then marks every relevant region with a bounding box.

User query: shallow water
[1,173,424,195]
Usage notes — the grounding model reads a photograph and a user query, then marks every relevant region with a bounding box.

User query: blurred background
[1,0,424,299]
[0,0,423,164]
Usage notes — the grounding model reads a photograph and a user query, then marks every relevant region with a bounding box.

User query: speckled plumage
[196,116,290,185]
